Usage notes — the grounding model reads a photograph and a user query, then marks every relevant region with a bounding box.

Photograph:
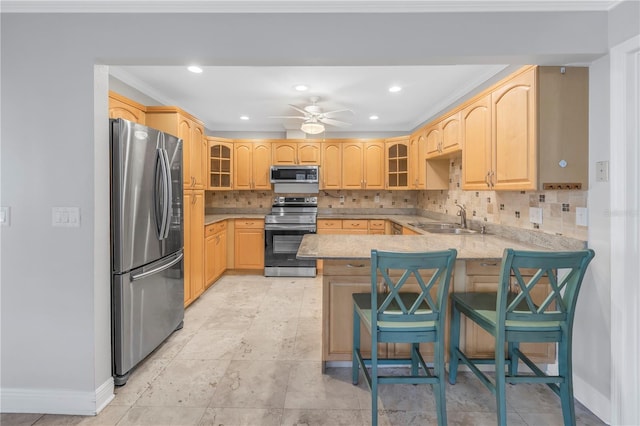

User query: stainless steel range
[264,196,317,277]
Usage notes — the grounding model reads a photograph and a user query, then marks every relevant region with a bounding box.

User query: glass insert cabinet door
[208,141,232,189]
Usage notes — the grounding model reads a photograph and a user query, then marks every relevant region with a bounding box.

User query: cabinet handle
[485,171,491,188]
[490,171,495,188]
[480,262,498,267]
[346,263,366,268]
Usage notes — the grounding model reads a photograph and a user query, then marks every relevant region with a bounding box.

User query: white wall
[0,8,627,416]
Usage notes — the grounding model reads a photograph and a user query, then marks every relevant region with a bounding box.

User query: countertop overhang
[296,233,548,261]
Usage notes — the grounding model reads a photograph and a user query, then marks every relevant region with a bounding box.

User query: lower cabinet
[184,190,205,307]
[234,219,265,270]
[322,259,444,366]
[205,221,227,288]
[462,260,555,362]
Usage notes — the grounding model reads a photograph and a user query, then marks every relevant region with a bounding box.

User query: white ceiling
[61,0,619,136]
[110,64,509,135]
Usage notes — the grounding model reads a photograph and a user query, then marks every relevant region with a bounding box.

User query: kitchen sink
[407,222,481,235]
[424,227,478,235]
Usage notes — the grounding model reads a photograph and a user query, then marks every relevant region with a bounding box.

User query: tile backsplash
[416,157,587,240]
[205,156,587,240]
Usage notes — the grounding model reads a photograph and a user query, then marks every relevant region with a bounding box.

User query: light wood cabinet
[425,111,462,159]
[341,140,385,189]
[108,91,146,124]
[184,190,205,307]
[320,142,342,189]
[233,141,272,190]
[385,136,410,189]
[233,219,264,269]
[322,259,446,366]
[272,140,320,165]
[462,260,555,362]
[409,130,426,189]
[461,95,493,189]
[368,220,386,235]
[205,221,227,288]
[146,107,206,190]
[402,226,420,235]
[462,66,588,191]
[206,137,233,190]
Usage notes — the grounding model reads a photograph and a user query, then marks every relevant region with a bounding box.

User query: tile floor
[2,275,606,426]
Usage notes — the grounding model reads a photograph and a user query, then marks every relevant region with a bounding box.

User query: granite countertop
[205,210,586,253]
[296,233,548,261]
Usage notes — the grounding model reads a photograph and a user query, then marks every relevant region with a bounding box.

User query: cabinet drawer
[342,220,368,229]
[466,260,502,276]
[466,260,543,277]
[318,219,342,229]
[323,260,371,276]
[369,220,385,230]
[235,219,264,229]
[205,221,226,237]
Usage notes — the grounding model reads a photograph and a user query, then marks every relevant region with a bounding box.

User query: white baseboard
[0,377,114,416]
[573,374,611,425]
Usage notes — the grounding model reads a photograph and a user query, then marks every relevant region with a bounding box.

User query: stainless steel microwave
[269,165,319,183]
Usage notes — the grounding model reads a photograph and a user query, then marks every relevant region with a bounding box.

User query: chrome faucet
[456,204,467,229]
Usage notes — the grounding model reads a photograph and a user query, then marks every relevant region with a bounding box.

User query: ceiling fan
[270,96,352,134]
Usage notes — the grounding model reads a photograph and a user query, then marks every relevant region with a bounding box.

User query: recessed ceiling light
[389,85,402,93]
[369,115,379,120]
[240,115,250,120]
[187,66,203,74]
[294,84,309,91]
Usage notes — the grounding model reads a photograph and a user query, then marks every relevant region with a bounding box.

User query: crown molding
[0,0,623,14]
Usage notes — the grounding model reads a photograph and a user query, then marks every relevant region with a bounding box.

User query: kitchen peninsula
[296,229,585,370]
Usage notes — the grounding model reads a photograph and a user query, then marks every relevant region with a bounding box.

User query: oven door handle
[265,224,317,232]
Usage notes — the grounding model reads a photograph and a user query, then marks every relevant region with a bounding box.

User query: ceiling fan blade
[268,116,307,120]
[288,104,310,115]
[319,117,352,128]
[322,108,353,117]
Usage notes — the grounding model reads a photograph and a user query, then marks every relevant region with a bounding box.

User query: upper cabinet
[408,130,426,190]
[108,91,146,124]
[425,111,461,159]
[385,136,410,189]
[206,137,233,190]
[321,141,342,190]
[461,66,588,191]
[342,140,385,190]
[233,141,272,190]
[272,140,320,165]
[146,106,206,190]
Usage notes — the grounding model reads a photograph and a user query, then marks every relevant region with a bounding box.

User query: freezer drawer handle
[131,252,184,281]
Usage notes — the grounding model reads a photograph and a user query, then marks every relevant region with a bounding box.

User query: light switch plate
[576,207,588,226]
[52,207,81,227]
[529,207,543,224]
[339,196,345,204]
[0,206,10,226]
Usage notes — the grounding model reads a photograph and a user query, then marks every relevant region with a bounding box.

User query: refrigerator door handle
[161,148,172,240]
[154,148,170,240]
[131,252,184,282]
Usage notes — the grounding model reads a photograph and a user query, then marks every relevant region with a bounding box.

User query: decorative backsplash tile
[206,156,588,240]
[416,156,588,240]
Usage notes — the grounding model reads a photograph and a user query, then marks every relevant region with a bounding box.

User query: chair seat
[452,292,562,332]
[353,292,437,332]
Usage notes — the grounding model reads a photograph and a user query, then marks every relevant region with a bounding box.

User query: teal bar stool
[449,248,595,426]
[352,249,457,426]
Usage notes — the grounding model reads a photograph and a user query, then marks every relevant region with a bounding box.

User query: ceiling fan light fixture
[301,119,325,134]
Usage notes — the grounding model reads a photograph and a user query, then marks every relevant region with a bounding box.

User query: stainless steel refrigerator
[110,118,184,386]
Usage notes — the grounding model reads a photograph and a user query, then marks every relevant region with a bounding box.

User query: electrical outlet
[576,207,588,226]
[529,207,543,224]
[339,196,345,204]
[596,161,609,182]
[374,195,380,203]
